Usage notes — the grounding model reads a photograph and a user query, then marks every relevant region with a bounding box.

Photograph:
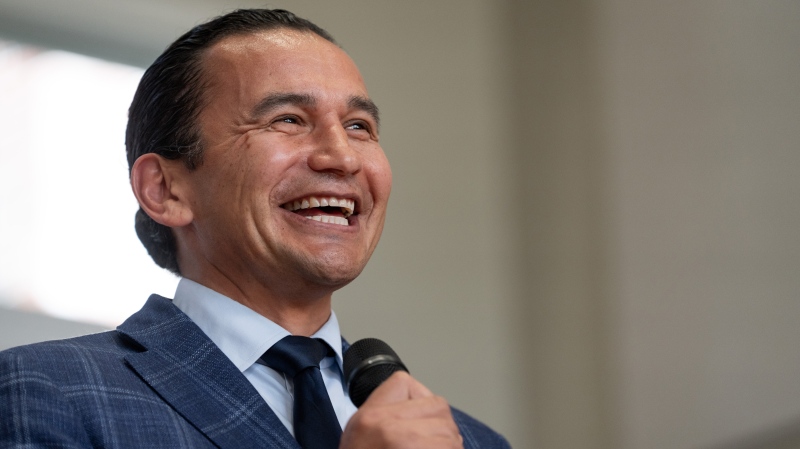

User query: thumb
[360,371,434,406]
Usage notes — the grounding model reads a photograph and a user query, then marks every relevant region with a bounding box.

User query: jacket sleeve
[452,407,513,449]
[0,349,94,449]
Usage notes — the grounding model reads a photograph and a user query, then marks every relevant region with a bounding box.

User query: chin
[294,251,369,289]
[306,264,364,289]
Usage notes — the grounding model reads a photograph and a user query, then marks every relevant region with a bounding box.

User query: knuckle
[390,370,411,382]
[431,395,451,412]
[358,411,381,429]
[347,408,378,433]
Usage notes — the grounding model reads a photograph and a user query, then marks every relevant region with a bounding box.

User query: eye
[268,115,306,133]
[275,115,300,125]
[345,121,372,134]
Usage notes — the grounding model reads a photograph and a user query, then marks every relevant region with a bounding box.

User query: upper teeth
[284,196,355,218]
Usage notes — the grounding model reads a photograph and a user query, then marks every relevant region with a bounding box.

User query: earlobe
[130,154,194,227]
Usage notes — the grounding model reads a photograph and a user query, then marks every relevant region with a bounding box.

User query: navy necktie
[259,336,342,449]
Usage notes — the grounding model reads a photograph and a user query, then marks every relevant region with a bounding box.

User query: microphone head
[344,338,408,407]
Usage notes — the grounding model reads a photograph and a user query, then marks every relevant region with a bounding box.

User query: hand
[339,371,464,449]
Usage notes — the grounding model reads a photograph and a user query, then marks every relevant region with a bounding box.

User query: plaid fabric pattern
[0,295,510,449]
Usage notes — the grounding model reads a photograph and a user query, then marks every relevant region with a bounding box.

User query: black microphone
[343,338,408,407]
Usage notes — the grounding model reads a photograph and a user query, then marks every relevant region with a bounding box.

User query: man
[0,9,509,449]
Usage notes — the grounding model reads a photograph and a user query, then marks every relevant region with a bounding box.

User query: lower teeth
[306,215,349,226]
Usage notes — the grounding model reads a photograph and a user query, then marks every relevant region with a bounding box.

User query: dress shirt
[172,278,357,435]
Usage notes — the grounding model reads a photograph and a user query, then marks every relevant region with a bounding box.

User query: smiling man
[0,9,509,449]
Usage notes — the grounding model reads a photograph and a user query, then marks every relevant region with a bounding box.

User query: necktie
[258,336,342,449]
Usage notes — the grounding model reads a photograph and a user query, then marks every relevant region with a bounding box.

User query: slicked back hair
[126,9,336,275]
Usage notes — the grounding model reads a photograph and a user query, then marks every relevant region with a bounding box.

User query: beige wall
[597,2,800,448]
[2,1,800,448]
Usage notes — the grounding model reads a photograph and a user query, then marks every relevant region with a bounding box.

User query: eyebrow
[251,93,316,118]
[349,95,381,129]
[251,92,381,129]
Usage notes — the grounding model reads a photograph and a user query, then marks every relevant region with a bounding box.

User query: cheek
[261,143,298,170]
[247,134,304,179]
[366,152,393,203]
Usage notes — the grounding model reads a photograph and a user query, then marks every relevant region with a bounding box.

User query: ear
[130,153,194,228]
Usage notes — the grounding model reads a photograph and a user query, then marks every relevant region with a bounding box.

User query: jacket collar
[117,295,300,449]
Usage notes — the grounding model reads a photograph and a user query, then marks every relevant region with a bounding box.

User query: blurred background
[1,1,799,448]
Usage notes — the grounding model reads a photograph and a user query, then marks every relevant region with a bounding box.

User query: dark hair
[126,9,336,275]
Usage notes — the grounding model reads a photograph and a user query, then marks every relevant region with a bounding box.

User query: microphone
[343,338,408,407]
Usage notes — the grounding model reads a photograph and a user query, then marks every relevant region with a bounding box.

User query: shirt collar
[172,278,345,373]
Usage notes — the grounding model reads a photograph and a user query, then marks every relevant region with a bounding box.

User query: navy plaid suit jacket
[0,295,510,448]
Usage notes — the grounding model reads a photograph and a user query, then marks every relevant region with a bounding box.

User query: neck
[238,291,333,337]
[180,272,335,337]
[176,237,343,336]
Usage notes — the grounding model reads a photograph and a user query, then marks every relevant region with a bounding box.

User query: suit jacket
[0,295,510,448]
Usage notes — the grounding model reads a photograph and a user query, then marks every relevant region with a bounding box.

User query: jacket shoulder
[0,330,140,369]
[0,305,218,449]
[0,332,136,448]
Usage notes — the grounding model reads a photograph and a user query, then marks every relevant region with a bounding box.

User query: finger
[373,417,464,449]
[342,413,463,449]
[406,375,434,399]
[353,396,456,429]
[342,391,463,449]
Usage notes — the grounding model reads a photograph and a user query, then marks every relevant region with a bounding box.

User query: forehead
[201,29,368,100]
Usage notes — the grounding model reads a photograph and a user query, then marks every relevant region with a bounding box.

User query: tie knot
[259,335,331,378]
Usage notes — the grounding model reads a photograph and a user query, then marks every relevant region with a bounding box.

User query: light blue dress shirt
[172,278,358,435]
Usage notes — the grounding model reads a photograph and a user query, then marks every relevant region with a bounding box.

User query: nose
[307,123,362,176]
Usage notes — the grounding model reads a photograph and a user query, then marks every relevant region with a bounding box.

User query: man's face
[181,29,391,300]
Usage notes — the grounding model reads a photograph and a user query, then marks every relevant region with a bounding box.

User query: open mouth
[282,195,356,226]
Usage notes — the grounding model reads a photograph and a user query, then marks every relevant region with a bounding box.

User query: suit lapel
[118,295,300,449]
